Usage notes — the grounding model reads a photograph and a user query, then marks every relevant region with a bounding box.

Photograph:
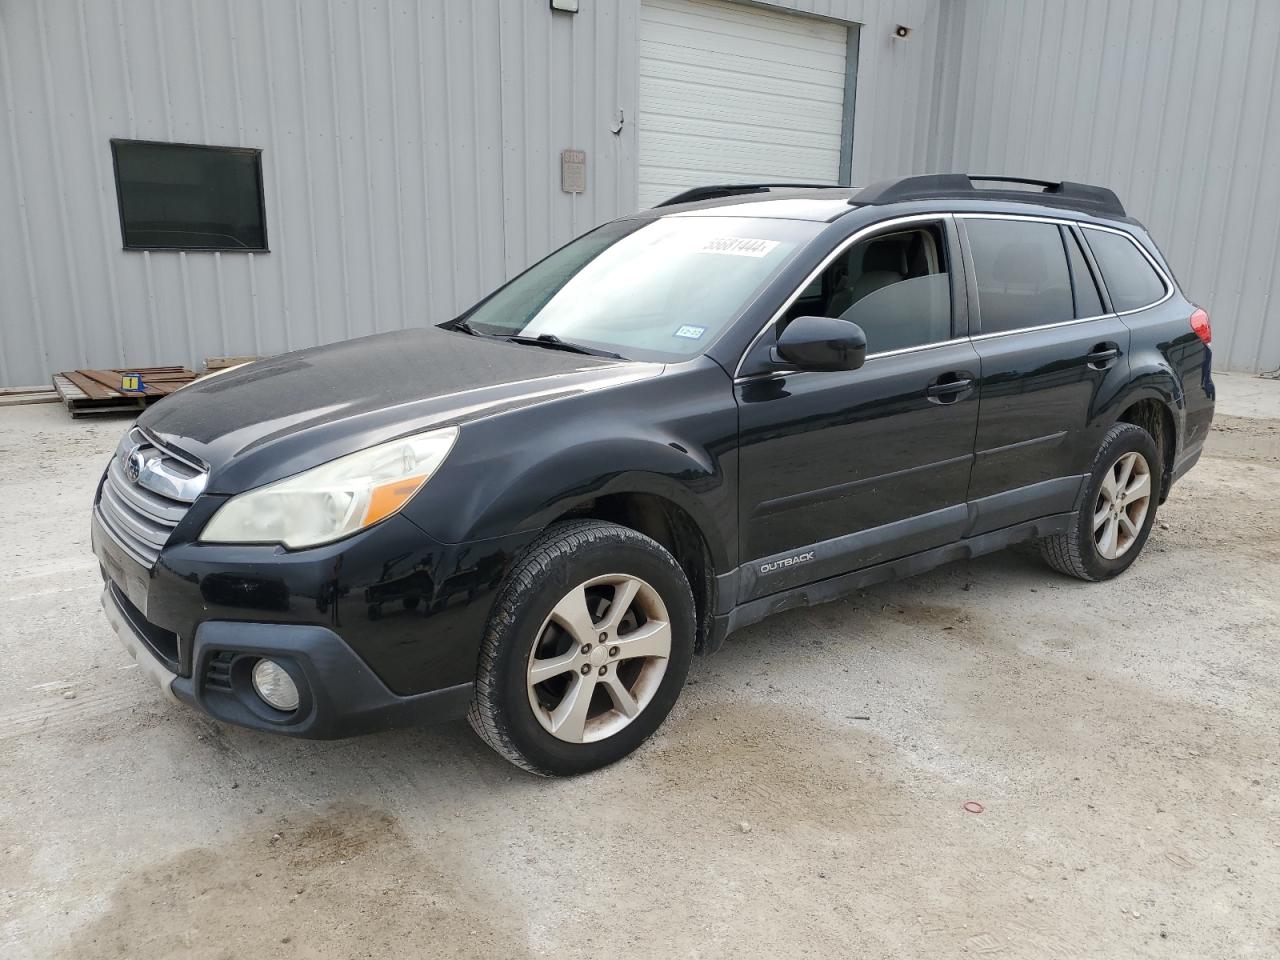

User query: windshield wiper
[450,318,485,336]
[504,333,624,360]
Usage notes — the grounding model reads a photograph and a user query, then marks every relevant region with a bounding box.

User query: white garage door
[638,0,851,209]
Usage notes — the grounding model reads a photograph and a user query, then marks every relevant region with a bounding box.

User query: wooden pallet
[52,366,198,417]
[0,385,60,407]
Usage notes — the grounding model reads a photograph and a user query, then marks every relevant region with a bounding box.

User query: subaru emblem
[125,448,144,484]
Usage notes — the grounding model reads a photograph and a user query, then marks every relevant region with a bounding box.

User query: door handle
[1086,343,1120,369]
[926,372,975,403]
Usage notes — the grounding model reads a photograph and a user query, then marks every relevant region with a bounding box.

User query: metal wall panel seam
[1165,0,1216,257]
[439,4,459,312]
[142,250,161,360]
[1188,0,1253,311]
[518,0,534,266]
[1137,0,1185,228]
[75,0,126,368]
[34,1,89,366]
[259,0,293,351]
[355,0,380,334]
[213,251,227,355]
[292,0,323,347]
[386,0,407,332]
[1242,64,1280,369]
[248,252,262,355]
[189,0,210,140]
[151,0,173,139]
[179,251,195,362]
[227,1,246,143]
[1094,0,1136,180]
[1218,2,1277,366]
[0,12,47,383]
[544,8,555,251]
[324,0,353,340]
[469,4,488,300]
[414,0,437,315]
[113,0,137,136]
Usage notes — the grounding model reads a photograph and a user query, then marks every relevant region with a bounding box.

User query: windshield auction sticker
[695,237,780,258]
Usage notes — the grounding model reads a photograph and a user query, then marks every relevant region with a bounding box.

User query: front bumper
[100,574,474,738]
[91,505,534,739]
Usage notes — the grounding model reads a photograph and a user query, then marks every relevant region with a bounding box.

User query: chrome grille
[95,428,207,568]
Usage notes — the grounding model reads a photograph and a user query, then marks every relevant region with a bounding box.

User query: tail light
[1190,307,1211,345]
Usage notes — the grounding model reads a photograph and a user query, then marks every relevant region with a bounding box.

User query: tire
[1040,422,1163,581]
[467,520,695,776]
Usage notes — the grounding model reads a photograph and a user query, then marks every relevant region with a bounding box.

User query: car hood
[138,326,660,494]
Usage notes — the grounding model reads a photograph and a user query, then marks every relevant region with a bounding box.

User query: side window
[788,223,952,354]
[1083,227,1167,312]
[1064,228,1105,318]
[965,218,1074,334]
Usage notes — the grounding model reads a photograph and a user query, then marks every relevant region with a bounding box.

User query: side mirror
[771,316,868,372]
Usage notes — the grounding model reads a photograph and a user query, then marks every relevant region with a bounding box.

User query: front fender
[400,361,739,572]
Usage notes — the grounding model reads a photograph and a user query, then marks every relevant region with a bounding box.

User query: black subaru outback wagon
[94,175,1215,775]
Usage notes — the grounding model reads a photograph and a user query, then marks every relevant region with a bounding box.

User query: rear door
[959,214,1132,533]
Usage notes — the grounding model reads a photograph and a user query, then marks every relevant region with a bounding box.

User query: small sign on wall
[561,149,586,194]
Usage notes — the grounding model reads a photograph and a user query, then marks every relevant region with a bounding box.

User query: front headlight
[199,427,458,548]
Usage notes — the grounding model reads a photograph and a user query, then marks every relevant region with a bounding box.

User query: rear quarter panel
[1114,225,1215,473]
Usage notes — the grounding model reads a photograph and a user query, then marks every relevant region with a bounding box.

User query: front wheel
[1040,422,1162,581]
[468,520,695,776]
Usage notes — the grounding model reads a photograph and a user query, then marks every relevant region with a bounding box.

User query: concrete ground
[1,372,1278,960]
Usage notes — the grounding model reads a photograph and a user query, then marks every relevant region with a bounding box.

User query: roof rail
[655,182,839,207]
[851,174,1126,217]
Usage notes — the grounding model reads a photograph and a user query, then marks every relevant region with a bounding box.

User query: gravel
[1,373,1277,960]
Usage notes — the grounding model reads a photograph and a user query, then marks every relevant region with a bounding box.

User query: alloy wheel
[1093,451,1152,560]
[525,574,672,743]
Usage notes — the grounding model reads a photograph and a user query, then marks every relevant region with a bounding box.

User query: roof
[641,175,1130,223]
[644,188,856,222]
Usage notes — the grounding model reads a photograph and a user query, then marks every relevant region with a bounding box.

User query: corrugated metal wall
[928,0,1280,374]
[0,0,936,387]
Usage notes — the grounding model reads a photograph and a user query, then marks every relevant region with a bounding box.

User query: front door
[735,217,980,602]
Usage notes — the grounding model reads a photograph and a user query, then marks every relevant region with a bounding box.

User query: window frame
[110,138,269,253]
[733,213,968,380]
[1060,223,1108,319]
[1080,224,1171,315]
[956,213,1174,339]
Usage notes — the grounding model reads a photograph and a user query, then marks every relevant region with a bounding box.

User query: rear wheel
[1040,422,1162,581]
[468,520,695,776]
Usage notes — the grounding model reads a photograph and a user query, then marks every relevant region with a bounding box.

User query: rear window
[965,218,1074,334]
[1083,227,1167,312]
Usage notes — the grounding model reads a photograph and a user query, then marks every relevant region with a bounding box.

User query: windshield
[456,215,819,361]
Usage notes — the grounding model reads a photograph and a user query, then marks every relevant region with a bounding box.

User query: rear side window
[1083,227,1167,312]
[965,219,1074,334]
[1064,229,1105,318]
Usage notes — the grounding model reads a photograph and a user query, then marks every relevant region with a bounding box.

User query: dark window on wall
[111,139,267,251]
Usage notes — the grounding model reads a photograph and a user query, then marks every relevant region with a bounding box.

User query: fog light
[251,659,300,712]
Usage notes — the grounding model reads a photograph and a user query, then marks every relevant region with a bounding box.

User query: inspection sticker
[674,325,707,340]
[696,237,780,258]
